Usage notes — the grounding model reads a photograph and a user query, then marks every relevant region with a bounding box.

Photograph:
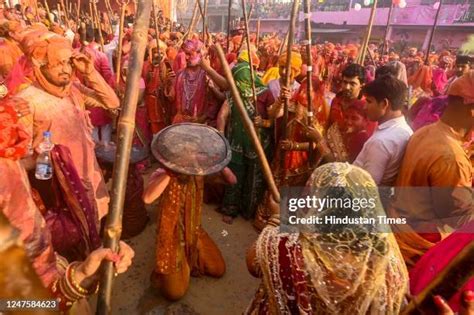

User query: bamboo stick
[381,3,394,56]
[256,17,260,48]
[179,1,199,46]
[203,0,208,42]
[43,0,53,25]
[303,0,314,166]
[358,0,378,65]
[241,0,257,111]
[215,44,280,203]
[278,30,289,56]
[60,0,69,21]
[401,241,474,314]
[152,0,161,65]
[424,0,443,65]
[280,0,300,176]
[115,1,127,86]
[196,0,205,41]
[89,2,94,28]
[34,0,40,22]
[95,0,152,314]
[92,0,105,52]
[227,0,232,53]
[57,2,64,26]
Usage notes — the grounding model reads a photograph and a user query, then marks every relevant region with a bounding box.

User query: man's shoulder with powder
[15,85,54,104]
[406,121,469,165]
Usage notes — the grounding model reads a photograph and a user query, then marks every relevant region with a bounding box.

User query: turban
[166,46,178,62]
[346,45,358,59]
[149,39,167,52]
[50,24,65,36]
[447,70,474,104]
[22,33,72,67]
[0,97,30,160]
[232,35,243,45]
[408,65,432,93]
[0,20,22,37]
[238,50,260,67]
[278,52,303,77]
[324,43,335,52]
[0,39,21,77]
[181,39,203,54]
[21,31,74,98]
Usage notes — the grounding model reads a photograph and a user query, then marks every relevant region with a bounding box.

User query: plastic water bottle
[35,131,54,180]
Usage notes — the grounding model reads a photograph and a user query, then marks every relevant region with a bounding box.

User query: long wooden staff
[77,0,81,20]
[196,0,205,41]
[152,0,161,65]
[93,0,105,52]
[115,0,128,86]
[95,1,152,314]
[401,241,474,314]
[241,0,257,110]
[278,30,289,56]
[102,0,114,34]
[89,2,95,29]
[381,2,394,56]
[68,0,72,18]
[215,44,280,203]
[179,1,199,46]
[279,0,300,177]
[227,0,232,53]
[358,0,378,65]
[424,0,443,65]
[203,0,208,43]
[256,17,260,48]
[43,0,53,25]
[57,2,64,26]
[34,0,40,22]
[303,0,314,166]
[60,0,69,21]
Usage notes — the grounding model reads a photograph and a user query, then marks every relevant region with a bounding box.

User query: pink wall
[299,2,474,27]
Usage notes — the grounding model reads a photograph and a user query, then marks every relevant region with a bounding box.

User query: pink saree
[410,223,474,312]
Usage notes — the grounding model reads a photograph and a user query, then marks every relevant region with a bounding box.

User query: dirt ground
[104,197,261,315]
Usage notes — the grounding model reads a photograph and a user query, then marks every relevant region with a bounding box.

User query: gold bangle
[68,262,99,297]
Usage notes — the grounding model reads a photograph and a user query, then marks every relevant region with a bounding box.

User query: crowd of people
[0,1,473,314]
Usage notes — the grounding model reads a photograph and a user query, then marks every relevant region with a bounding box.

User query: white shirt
[267,79,300,100]
[353,116,413,186]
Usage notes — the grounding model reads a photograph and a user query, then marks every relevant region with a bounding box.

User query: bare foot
[222,215,234,225]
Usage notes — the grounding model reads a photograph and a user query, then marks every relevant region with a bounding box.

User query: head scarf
[254,163,408,314]
[262,67,280,85]
[278,51,303,78]
[447,70,474,104]
[166,46,178,62]
[300,163,408,314]
[408,65,433,93]
[0,97,30,160]
[21,31,74,98]
[388,61,408,85]
[238,50,260,68]
[231,60,265,98]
